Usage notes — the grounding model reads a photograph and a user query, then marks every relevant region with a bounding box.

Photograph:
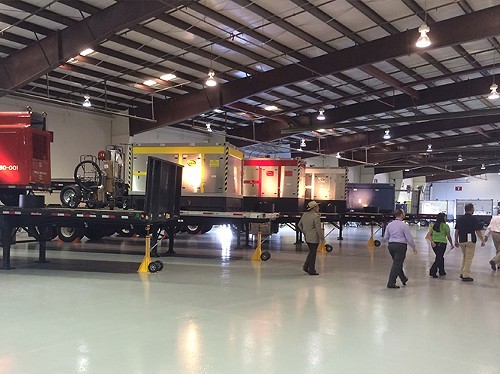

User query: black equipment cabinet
[0,157,183,270]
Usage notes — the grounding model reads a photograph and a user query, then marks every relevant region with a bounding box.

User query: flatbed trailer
[175,210,280,252]
[0,206,281,269]
[276,211,439,243]
[0,205,175,269]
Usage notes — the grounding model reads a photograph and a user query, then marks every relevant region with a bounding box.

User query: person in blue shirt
[384,209,417,289]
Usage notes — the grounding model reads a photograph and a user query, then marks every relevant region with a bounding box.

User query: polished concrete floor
[2,223,500,374]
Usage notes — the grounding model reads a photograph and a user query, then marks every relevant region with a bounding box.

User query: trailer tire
[0,190,24,206]
[201,225,213,234]
[60,185,82,208]
[148,262,158,273]
[57,226,83,242]
[374,240,381,247]
[325,244,334,252]
[85,227,106,240]
[155,260,164,271]
[116,227,136,237]
[260,251,271,261]
[185,225,202,235]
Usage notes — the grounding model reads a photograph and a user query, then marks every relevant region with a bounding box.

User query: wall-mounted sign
[455,186,462,191]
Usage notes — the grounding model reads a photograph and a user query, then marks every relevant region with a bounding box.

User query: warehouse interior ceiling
[0,0,499,182]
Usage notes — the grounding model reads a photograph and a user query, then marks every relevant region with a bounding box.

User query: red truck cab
[0,111,52,205]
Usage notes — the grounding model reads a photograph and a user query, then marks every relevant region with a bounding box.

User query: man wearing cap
[298,201,324,275]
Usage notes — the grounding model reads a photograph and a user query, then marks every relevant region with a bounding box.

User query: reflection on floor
[1,224,500,373]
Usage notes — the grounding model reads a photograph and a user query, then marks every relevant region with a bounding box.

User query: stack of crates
[129,143,243,211]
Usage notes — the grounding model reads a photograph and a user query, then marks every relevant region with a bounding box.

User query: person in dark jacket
[298,201,324,275]
[454,203,485,282]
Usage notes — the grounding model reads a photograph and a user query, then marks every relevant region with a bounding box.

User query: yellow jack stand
[367,224,375,249]
[317,241,327,253]
[138,230,152,273]
[317,223,327,253]
[251,227,262,261]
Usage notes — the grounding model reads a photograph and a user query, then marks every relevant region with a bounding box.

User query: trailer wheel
[60,185,82,208]
[148,262,158,273]
[185,225,202,235]
[74,160,103,192]
[260,251,271,261]
[374,240,381,247]
[0,190,24,206]
[155,260,164,271]
[84,227,106,240]
[116,227,136,237]
[57,226,83,242]
[201,225,213,234]
[325,244,334,252]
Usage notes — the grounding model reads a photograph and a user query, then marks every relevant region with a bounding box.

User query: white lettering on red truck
[0,165,19,171]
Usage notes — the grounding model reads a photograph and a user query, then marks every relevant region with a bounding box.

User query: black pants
[429,242,447,276]
[388,242,407,286]
[303,242,318,273]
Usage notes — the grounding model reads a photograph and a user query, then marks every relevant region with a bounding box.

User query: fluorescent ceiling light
[264,105,279,111]
[160,73,176,81]
[79,48,94,56]
[143,80,156,86]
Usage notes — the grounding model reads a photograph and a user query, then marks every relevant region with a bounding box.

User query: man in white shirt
[485,215,500,270]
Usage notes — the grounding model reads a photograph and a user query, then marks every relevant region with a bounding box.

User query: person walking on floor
[384,208,417,289]
[484,215,500,270]
[298,201,324,276]
[454,203,485,282]
[425,212,453,278]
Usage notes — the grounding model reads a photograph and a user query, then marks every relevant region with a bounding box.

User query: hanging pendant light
[317,109,325,121]
[457,154,463,162]
[416,23,431,48]
[416,1,431,48]
[206,70,217,87]
[488,83,499,100]
[426,144,432,152]
[383,130,391,140]
[82,94,91,107]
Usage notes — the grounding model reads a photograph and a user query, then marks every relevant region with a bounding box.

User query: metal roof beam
[0,1,188,93]
[130,5,500,135]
